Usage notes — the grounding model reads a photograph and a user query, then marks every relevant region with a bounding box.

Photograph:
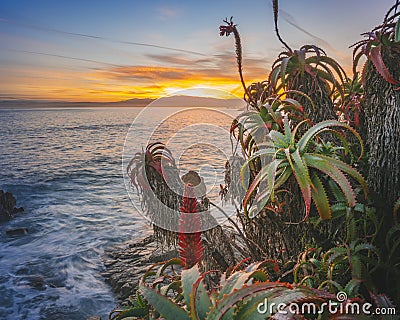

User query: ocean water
[0,106,238,319]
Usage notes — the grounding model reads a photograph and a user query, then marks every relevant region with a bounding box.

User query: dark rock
[149,249,177,263]
[13,207,24,214]
[6,228,28,236]
[102,235,178,301]
[0,190,24,222]
[26,275,45,289]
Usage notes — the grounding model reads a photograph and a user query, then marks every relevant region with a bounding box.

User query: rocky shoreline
[102,234,178,302]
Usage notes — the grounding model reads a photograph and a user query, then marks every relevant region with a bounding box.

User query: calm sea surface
[0,106,238,319]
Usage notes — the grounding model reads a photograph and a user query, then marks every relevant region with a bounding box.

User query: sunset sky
[0,0,395,102]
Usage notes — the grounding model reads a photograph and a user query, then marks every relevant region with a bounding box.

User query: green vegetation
[114,1,400,318]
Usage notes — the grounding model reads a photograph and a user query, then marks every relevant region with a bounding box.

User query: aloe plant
[241,116,368,220]
[268,0,346,124]
[127,142,182,246]
[352,2,400,88]
[231,90,311,160]
[352,2,400,213]
[110,291,149,320]
[334,75,364,128]
[136,259,313,319]
[349,4,400,306]
[243,80,272,110]
[294,206,381,294]
[111,258,397,319]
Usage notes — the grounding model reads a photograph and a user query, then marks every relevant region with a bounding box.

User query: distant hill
[0,98,153,109]
[0,95,246,109]
[146,95,246,109]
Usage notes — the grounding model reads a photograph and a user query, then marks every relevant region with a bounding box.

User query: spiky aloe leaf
[395,17,400,42]
[315,154,368,197]
[298,120,363,159]
[286,148,312,218]
[156,258,183,278]
[344,279,362,297]
[245,260,280,274]
[269,130,288,148]
[303,154,356,208]
[369,45,400,86]
[190,273,213,320]
[306,55,346,82]
[217,269,268,301]
[110,305,149,320]
[371,292,397,312]
[206,282,293,320]
[273,165,292,189]
[280,57,290,88]
[349,255,364,280]
[269,66,281,88]
[328,179,347,203]
[242,159,282,217]
[311,174,331,220]
[139,282,190,320]
[181,265,201,312]
[232,287,307,320]
[324,246,347,263]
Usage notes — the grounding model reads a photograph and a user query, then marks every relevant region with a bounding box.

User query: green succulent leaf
[280,57,290,88]
[269,130,288,148]
[206,282,293,320]
[311,174,331,220]
[243,159,283,217]
[139,282,190,320]
[315,154,368,197]
[303,154,356,208]
[286,148,312,218]
[156,258,183,278]
[190,274,213,320]
[395,17,400,43]
[181,265,201,312]
[298,120,363,159]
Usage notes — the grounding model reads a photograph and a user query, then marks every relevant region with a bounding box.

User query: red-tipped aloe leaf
[190,272,213,320]
[369,45,400,86]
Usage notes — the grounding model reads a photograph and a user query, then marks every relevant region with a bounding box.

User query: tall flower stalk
[178,184,203,269]
[220,17,256,106]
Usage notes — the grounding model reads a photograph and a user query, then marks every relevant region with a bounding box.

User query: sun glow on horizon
[0,0,389,103]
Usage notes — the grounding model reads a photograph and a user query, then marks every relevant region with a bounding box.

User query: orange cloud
[0,51,272,102]
[82,52,270,101]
